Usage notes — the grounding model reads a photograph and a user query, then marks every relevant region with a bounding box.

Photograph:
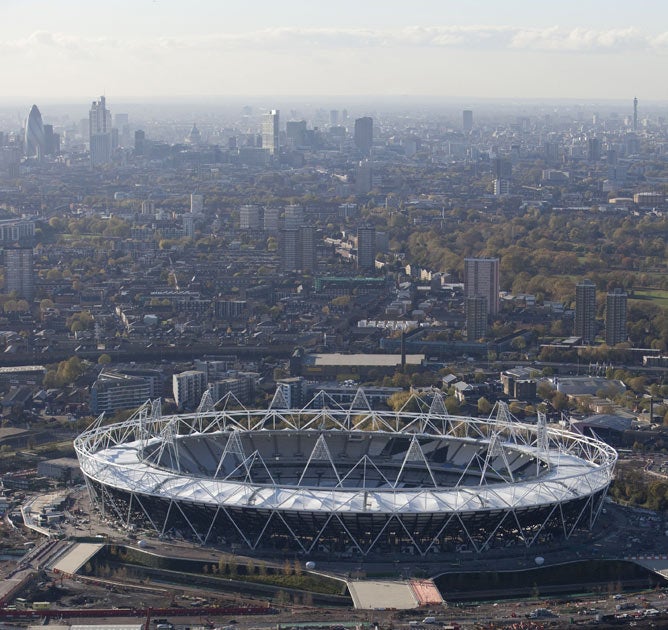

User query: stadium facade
[74,390,616,557]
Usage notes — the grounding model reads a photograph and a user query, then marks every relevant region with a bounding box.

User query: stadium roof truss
[75,389,617,557]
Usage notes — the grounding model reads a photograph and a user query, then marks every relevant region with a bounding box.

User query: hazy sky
[3,0,668,102]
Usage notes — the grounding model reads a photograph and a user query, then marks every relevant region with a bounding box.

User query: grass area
[629,288,668,309]
[0,439,76,469]
[237,571,345,594]
[114,546,345,595]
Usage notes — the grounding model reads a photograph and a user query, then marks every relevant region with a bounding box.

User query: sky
[2,0,668,103]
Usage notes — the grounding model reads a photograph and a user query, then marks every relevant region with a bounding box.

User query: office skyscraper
[544,141,560,165]
[286,120,307,148]
[463,109,473,133]
[172,370,207,409]
[492,158,511,196]
[281,228,300,272]
[493,179,510,196]
[5,247,34,301]
[633,97,638,132]
[90,95,111,135]
[190,194,203,214]
[43,124,59,156]
[464,258,499,316]
[24,105,45,158]
[575,279,597,344]
[280,226,316,273]
[355,160,373,195]
[357,225,376,273]
[262,109,279,155]
[587,138,601,162]
[182,214,195,238]
[299,226,316,273]
[466,296,488,341]
[134,130,145,156]
[239,205,261,230]
[605,289,627,346]
[624,132,640,156]
[493,158,512,180]
[263,207,280,232]
[283,204,304,229]
[89,96,112,166]
[354,117,373,156]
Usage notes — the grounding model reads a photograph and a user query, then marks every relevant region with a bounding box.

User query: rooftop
[305,353,424,367]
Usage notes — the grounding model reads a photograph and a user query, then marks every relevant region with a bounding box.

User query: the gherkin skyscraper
[24,104,45,158]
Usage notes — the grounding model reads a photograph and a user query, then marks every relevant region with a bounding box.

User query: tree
[330,295,352,308]
[551,391,570,412]
[3,300,18,314]
[98,354,112,365]
[477,397,492,416]
[387,391,416,412]
[49,216,66,230]
[390,371,411,388]
[43,369,58,388]
[44,356,86,387]
[511,337,527,352]
[508,401,525,418]
[537,381,554,400]
[67,310,94,333]
[444,396,460,415]
[627,376,648,394]
[70,320,85,333]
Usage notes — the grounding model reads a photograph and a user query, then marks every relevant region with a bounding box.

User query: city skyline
[2,1,668,101]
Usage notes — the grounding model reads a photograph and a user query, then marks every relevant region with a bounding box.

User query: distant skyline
[2,0,668,102]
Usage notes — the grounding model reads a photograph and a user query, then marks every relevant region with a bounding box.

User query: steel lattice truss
[74,389,617,557]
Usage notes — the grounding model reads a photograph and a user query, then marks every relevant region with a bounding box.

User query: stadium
[74,389,617,557]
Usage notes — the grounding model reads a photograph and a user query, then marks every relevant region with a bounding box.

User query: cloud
[147,25,668,54]
[0,30,115,57]
[509,26,646,52]
[2,25,668,57]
